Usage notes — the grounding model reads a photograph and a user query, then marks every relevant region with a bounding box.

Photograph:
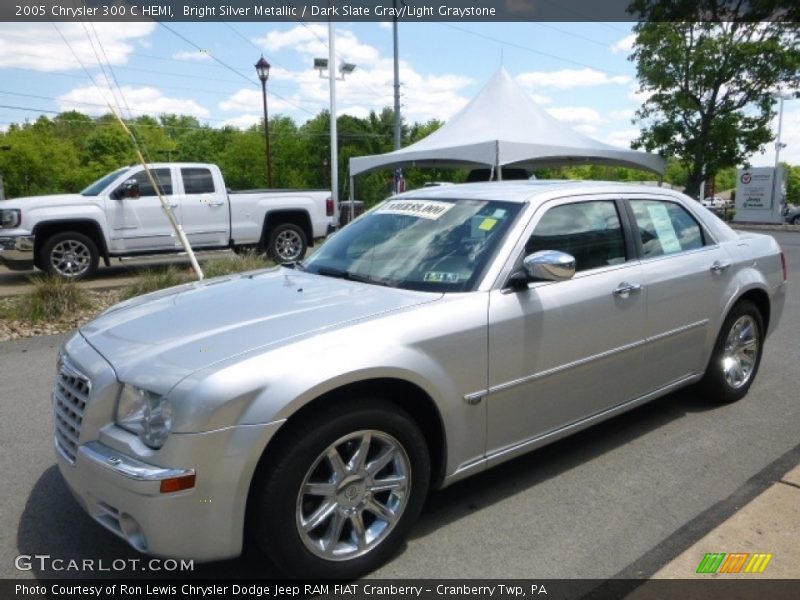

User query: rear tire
[39,231,99,280]
[700,300,764,404]
[267,223,307,263]
[251,399,430,578]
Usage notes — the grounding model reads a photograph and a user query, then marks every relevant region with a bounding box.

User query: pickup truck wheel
[267,223,307,263]
[252,400,430,578]
[40,232,99,280]
[700,300,764,404]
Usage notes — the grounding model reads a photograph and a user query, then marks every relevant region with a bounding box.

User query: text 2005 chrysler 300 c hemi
[53,181,786,578]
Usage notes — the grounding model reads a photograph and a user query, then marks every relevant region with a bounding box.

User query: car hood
[1,193,88,210]
[80,267,441,390]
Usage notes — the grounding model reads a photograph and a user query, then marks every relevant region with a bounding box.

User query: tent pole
[496,140,502,181]
[658,175,663,187]
[349,176,354,201]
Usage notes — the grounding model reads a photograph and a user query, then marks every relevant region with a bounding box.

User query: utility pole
[393,9,401,151]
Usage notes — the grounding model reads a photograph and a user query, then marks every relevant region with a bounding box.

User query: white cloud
[529,94,553,105]
[575,124,599,136]
[611,34,636,55]
[0,23,155,71]
[258,24,380,67]
[628,85,652,104]
[218,87,307,116]
[229,26,474,123]
[547,106,603,124]
[221,115,261,129]
[172,50,211,62]
[604,128,641,149]
[749,105,800,167]
[517,68,630,90]
[610,108,636,121]
[57,85,210,118]
[378,22,392,30]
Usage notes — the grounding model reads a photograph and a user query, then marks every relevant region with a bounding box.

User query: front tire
[39,231,99,280]
[267,223,307,263]
[251,399,430,578]
[700,300,764,404]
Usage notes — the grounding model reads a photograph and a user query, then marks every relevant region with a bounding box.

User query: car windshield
[81,168,129,196]
[303,197,522,292]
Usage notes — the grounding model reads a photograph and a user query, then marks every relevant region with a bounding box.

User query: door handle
[710,260,732,273]
[209,201,225,207]
[613,282,643,297]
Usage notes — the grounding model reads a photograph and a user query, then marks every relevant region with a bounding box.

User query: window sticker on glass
[492,208,507,218]
[376,199,455,220]
[423,271,460,283]
[646,204,682,254]
[478,217,498,231]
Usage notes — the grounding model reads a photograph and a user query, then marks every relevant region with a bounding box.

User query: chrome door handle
[613,282,643,296]
[209,201,225,207]
[711,260,732,273]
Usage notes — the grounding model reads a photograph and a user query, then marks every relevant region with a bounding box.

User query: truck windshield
[81,168,129,196]
[303,198,522,292]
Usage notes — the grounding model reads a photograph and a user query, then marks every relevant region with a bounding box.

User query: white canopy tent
[349,68,665,191]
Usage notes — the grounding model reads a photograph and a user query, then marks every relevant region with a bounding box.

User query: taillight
[780,251,787,282]
[326,197,335,217]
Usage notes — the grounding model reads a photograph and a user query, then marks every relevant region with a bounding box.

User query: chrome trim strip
[116,232,176,240]
[78,441,194,482]
[463,391,487,405]
[187,229,228,235]
[648,319,709,343]
[489,338,647,395]
[486,372,702,464]
[488,319,710,396]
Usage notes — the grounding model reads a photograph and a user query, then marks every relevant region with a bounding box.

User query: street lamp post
[773,90,799,213]
[314,36,356,221]
[255,56,273,188]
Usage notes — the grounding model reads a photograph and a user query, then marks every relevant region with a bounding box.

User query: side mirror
[523,250,576,282]
[114,179,140,200]
[507,250,576,289]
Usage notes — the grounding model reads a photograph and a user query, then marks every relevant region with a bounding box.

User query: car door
[487,197,647,460]
[106,167,178,253]
[177,166,230,247]
[625,197,735,388]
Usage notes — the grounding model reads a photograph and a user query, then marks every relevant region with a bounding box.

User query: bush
[119,266,192,301]
[201,252,273,278]
[14,275,92,322]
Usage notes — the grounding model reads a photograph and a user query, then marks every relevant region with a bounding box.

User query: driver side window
[526,200,626,272]
[117,169,173,198]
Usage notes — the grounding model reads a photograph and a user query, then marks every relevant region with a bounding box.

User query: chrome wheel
[274,229,303,262]
[50,239,92,278]
[721,315,759,390]
[296,430,411,561]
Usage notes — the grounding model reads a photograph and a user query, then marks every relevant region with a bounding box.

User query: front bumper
[0,234,35,270]
[56,420,284,561]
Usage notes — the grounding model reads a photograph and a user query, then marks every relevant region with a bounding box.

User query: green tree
[628,2,800,198]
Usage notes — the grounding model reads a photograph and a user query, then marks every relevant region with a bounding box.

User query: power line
[439,23,629,77]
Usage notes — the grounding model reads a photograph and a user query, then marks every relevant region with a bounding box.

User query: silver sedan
[53,181,786,578]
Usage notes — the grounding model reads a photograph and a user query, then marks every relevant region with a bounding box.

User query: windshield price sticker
[377,199,455,220]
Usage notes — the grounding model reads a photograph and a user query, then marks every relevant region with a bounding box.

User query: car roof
[394,179,687,204]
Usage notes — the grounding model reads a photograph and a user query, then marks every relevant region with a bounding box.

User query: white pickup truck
[0,162,336,279]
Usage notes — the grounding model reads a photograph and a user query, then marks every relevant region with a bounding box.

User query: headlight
[0,209,21,229]
[116,384,172,449]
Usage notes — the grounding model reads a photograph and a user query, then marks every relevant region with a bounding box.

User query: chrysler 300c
[53,181,786,577]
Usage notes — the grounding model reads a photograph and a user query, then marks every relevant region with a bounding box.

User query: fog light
[160,474,196,494]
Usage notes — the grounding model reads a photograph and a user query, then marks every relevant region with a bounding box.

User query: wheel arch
[261,210,313,248]
[245,377,447,525]
[32,220,110,267]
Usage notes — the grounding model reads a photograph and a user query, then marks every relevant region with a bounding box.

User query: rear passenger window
[630,200,704,257]
[526,201,626,272]
[181,168,215,194]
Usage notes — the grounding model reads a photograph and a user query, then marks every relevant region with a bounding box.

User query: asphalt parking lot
[0,231,798,581]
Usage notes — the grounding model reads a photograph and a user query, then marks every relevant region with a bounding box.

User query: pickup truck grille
[53,359,90,464]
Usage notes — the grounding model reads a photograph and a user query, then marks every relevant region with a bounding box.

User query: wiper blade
[314,267,394,287]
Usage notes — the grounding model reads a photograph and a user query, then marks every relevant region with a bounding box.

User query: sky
[0,20,797,168]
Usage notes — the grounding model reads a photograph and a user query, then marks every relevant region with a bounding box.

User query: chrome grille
[53,358,90,464]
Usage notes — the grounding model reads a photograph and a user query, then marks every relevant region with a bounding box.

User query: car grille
[53,358,90,464]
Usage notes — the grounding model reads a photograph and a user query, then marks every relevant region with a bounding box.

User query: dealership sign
[734,167,784,224]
